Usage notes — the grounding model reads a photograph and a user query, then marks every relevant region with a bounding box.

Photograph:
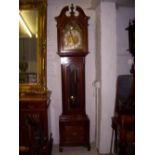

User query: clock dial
[63,25,82,50]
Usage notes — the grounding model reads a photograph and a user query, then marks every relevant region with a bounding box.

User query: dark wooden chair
[111,75,135,155]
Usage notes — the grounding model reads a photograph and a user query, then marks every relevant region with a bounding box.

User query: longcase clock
[55,4,90,151]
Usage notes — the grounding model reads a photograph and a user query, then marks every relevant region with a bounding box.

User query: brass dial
[63,26,82,50]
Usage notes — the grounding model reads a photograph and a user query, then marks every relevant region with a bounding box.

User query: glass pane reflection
[69,64,80,108]
[19,9,38,83]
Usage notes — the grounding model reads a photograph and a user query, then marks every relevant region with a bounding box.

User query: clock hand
[69,29,75,45]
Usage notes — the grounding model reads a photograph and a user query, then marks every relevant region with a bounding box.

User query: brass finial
[70,3,75,16]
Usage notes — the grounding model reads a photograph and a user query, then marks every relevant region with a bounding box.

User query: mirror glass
[19,9,38,84]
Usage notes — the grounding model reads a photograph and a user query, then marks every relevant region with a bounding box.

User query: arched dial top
[55,3,89,19]
[55,4,89,57]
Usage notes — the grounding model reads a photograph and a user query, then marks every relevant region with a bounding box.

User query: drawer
[61,125,86,144]
[20,101,46,110]
[65,125,84,137]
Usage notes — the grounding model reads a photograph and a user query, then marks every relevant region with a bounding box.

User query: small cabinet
[19,93,52,155]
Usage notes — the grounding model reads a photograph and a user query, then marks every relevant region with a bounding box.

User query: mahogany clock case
[59,56,90,151]
[55,4,90,151]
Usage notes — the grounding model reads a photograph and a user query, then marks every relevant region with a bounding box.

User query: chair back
[115,75,134,114]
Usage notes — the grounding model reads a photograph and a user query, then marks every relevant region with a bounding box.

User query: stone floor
[52,144,100,155]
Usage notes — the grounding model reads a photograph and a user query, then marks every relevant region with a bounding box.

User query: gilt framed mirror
[19,0,47,94]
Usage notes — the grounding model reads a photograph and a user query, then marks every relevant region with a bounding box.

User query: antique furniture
[111,75,135,155]
[110,75,135,155]
[19,93,52,155]
[19,0,52,155]
[126,19,135,73]
[126,19,135,57]
[55,4,90,151]
[110,20,135,155]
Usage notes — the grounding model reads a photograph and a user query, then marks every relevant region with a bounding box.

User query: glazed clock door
[61,57,85,114]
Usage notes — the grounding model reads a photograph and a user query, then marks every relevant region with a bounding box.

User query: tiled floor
[52,144,99,155]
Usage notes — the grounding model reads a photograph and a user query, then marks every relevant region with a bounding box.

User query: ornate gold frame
[19,1,47,94]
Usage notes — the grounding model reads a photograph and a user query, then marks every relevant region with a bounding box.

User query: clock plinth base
[59,114,90,152]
